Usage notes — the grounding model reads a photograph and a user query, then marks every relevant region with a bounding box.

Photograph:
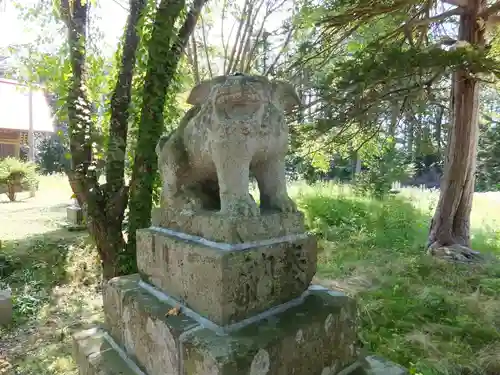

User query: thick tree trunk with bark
[427,0,485,259]
[127,0,209,256]
[62,0,146,279]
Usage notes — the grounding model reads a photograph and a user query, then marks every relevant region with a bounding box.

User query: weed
[298,182,500,375]
[0,231,101,375]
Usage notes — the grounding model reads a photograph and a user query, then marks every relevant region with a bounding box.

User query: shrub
[37,136,70,174]
[353,142,414,199]
[0,157,39,201]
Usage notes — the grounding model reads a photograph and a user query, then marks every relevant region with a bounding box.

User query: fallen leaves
[166,305,181,317]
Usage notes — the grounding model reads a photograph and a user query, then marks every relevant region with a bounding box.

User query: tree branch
[478,1,500,19]
[199,15,213,79]
[170,0,208,57]
[105,0,147,198]
[225,0,250,74]
[265,24,294,76]
[409,6,463,27]
[442,0,467,7]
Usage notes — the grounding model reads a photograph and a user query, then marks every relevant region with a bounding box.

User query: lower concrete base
[101,274,360,375]
[73,327,142,375]
[73,328,409,375]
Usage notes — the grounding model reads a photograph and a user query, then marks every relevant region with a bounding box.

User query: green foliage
[290,0,499,195]
[353,140,414,199]
[37,137,71,174]
[126,0,200,267]
[296,183,500,375]
[476,90,500,192]
[477,121,500,192]
[0,158,39,201]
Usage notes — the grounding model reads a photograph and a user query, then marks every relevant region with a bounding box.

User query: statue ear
[272,80,301,114]
[187,76,228,105]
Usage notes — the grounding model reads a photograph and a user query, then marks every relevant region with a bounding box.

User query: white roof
[0,78,55,132]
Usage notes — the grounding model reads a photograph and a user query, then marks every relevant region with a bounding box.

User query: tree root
[427,242,486,264]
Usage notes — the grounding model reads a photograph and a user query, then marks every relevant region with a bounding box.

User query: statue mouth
[214,90,263,120]
[214,91,261,105]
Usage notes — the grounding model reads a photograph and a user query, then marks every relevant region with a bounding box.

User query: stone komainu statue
[156,74,301,216]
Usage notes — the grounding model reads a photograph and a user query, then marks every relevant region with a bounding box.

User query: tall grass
[292,182,500,375]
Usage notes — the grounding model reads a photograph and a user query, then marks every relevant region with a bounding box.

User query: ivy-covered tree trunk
[62,0,146,279]
[127,0,208,257]
[427,0,485,257]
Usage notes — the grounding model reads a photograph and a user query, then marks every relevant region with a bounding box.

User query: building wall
[0,129,21,159]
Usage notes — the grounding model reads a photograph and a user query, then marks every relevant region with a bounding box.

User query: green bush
[0,157,39,201]
[353,142,414,199]
[37,137,70,174]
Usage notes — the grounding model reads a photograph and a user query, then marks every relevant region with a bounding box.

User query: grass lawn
[294,183,500,375]
[1,176,500,375]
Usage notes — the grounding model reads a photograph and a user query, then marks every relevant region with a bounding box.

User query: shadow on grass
[1,228,103,375]
[298,192,500,375]
[0,229,92,327]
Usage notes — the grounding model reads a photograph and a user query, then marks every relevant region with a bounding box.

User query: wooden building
[0,78,55,159]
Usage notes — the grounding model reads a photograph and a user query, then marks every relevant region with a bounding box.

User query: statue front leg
[254,155,297,213]
[210,140,258,217]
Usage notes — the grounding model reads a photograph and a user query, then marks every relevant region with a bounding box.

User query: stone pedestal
[0,289,12,326]
[73,210,407,375]
[67,205,84,225]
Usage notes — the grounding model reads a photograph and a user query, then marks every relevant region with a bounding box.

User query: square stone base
[151,209,306,243]
[67,205,84,225]
[73,327,409,375]
[100,274,363,375]
[73,327,141,375]
[136,227,317,326]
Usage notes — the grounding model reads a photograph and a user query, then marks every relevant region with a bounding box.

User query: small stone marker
[0,288,12,326]
[67,198,83,224]
[67,196,86,231]
[72,75,408,375]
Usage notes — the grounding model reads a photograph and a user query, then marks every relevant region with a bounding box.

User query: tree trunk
[127,0,208,256]
[406,112,414,159]
[61,0,146,279]
[427,0,485,254]
[434,105,444,157]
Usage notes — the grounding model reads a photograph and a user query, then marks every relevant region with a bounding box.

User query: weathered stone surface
[156,74,301,217]
[362,355,409,375]
[136,228,317,325]
[151,209,305,243]
[181,288,360,375]
[67,205,84,225]
[0,289,12,326]
[103,274,199,375]
[73,327,140,375]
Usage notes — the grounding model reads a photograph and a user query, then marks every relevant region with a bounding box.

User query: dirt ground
[0,175,72,241]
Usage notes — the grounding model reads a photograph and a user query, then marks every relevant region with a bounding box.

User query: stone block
[362,355,409,375]
[0,289,12,326]
[136,227,317,325]
[67,205,84,225]
[181,286,361,375]
[102,274,362,375]
[73,327,142,375]
[103,274,200,375]
[151,209,306,243]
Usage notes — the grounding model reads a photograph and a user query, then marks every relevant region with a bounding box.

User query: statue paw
[221,195,259,217]
[271,194,297,213]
